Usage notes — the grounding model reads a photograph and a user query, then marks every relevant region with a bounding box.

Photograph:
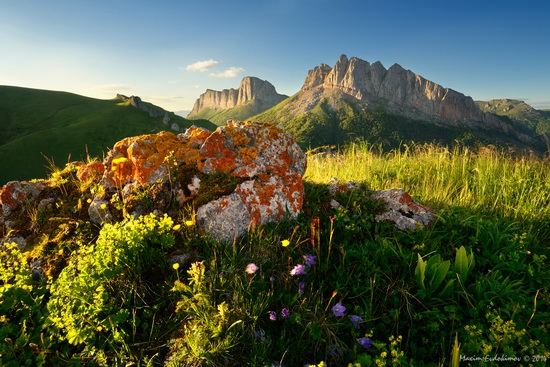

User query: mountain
[476,99,550,150]
[253,55,546,152]
[187,76,288,124]
[0,86,216,184]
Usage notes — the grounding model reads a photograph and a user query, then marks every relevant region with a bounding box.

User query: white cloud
[184,59,219,72]
[209,67,245,78]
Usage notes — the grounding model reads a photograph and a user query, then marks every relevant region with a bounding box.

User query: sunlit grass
[305,142,550,224]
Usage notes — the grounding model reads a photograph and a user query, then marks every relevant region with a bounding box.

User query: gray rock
[373,188,435,230]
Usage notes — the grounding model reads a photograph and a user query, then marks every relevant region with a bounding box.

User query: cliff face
[302,54,491,124]
[188,77,288,117]
[295,55,539,143]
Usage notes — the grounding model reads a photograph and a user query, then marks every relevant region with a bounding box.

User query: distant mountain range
[188,55,549,153]
[187,76,288,123]
[0,86,215,184]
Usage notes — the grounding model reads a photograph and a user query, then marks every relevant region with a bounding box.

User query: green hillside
[476,99,550,138]
[0,86,215,184]
[189,99,277,125]
[254,96,545,152]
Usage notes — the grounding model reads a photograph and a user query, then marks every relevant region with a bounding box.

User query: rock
[88,199,113,225]
[101,131,189,187]
[197,120,306,241]
[0,122,307,241]
[1,234,27,249]
[373,189,435,230]
[188,77,288,120]
[0,181,46,218]
[76,161,105,183]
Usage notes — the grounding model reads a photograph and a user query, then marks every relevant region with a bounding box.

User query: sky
[1,0,549,112]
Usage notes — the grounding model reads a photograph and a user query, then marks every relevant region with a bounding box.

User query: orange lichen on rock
[103,131,204,186]
[76,161,105,183]
[196,120,307,241]
[0,181,46,217]
[232,130,251,147]
[238,147,259,164]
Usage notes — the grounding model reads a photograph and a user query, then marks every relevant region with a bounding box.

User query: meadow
[1,142,549,366]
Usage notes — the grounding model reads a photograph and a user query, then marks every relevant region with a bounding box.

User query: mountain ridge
[0,86,216,184]
[187,76,288,124]
[248,55,545,152]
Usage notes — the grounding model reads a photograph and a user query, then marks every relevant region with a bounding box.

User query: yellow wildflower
[112,157,128,165]
[100,203,107,209]
[172,224,181,231]
[185,220,194,227]
[173,263,180,270]
[281,239,290,247]
[87,198,92,204]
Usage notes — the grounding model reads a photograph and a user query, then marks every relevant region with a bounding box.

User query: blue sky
[1,0,549,111]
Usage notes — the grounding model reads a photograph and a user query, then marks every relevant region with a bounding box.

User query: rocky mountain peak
[188,77,287,118]
[297,56,492,125]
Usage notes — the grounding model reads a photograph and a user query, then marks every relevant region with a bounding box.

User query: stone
[0,122,307,242]
[373,188,435,231]
[197,120,306,241]
[187,77,288,121]
[88,198,113,225]
[0,181,46,218]
[76,161,105,183]
[1,234,27,249]
[101,131,188,187]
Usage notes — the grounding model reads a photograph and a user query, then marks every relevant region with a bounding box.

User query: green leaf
[415,254,427,291]
[438,279,456,299]
[454,246,469,282]
[430,260,450,292]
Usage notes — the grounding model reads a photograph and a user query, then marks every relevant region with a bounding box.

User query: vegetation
[254,97,548,154]
[188,100,269,125]
[1,142,549,366]
[0,86,215,184]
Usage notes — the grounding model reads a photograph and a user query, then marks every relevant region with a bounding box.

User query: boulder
[86,121,307,240]
[373,188,435,230]
[197,120,306,241]
[0,181,46,218]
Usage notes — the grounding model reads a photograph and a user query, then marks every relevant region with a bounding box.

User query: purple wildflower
[298,281,305,294]
[281,308,291,319]
[245,263,258,274]
[331,302,346,317]
[269,275,275,282]
[290,264,307,276]
[358,337,372,349]
[304,254,317,267]
[269,311,277,321]
[349,315,363,329]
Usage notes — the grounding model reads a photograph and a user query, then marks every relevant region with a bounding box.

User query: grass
[0,86,216,184]
[306,142,550,227]
[1,141,549,366]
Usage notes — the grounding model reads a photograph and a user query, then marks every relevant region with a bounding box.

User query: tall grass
[305,142,550,224]
[2,141,549,366]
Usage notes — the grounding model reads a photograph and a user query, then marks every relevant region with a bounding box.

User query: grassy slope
[0,86,216,184]
[254,96,543,152]
[476,99,550,136]
[2,142,548,366]
[188,99,272,126]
